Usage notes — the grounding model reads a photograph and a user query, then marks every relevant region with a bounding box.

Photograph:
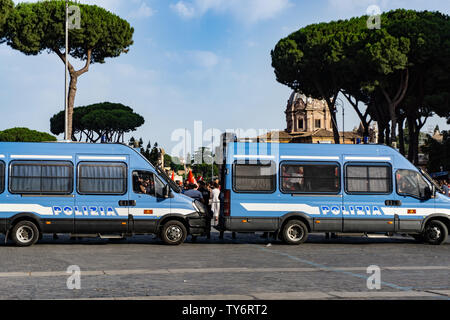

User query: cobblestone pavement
[0,232,448,300]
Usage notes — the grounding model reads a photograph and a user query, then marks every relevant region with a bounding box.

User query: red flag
[171,171,175,181]
[188,170,197,184]
[197,175,203,182]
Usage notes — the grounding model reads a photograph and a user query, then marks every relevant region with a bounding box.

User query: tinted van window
[0,161,4,194]
[78,162,127,194]
[281,162,340,193]
[346,164,391,194]
[9,161,73,194]
[233,161,276,192]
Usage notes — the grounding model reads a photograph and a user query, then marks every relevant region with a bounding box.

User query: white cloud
[187,50,219,68]
[170,1,196,18]
[129,2,155,19]
[170,0,292,23]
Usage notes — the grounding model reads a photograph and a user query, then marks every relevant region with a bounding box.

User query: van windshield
[419,168,443,193]
[131,146,181,193]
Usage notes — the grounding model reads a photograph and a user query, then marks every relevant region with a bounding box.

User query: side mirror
[163,184,172,198]
[423,186,433,200]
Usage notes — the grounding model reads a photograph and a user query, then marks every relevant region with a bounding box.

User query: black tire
[161,220,187,245]
[281,220,308,245]
[423,220,448,245]
[11,220,39,247]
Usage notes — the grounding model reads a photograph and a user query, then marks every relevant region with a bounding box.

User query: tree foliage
[0,0,13,42]
[4,0,134,139]
[271,9,450,164]
[422,131,450,173]
[0,127,56,142]
[50,102,144,142]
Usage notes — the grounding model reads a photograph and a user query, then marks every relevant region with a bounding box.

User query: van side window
[0,161,4,194]
[280,162,340,194]
[132,171,165,197]
[233,161,276,193]
[9,161,73,194]
[345,164,392,194]
[78,162,127,195]
[396,169,429,198]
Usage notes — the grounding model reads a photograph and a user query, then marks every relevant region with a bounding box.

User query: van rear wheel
[423,220,448,245]
[281,220,308,245]
[161,220,187,245]
[11,221,39,247]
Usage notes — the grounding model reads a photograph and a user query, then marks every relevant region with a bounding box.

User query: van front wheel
[423,220,448,245]
[281,220,308,245]
[11,221,39,247]
[161,221,187,245]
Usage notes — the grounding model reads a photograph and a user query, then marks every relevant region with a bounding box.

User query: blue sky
[1,0,449,158]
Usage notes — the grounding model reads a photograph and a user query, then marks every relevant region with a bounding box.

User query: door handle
[118,200,136,207]
[385,200,401,206]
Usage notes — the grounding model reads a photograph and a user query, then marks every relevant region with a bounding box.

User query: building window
[280,162,340,194]
[9,161,73,194]
[233,161,276,193]
[78,162,127,195]
[298,119,304,130]
[315,119,321,128]
[0,161,4,194]
[345,164,392,194]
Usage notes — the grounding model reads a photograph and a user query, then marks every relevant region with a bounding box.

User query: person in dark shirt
[183,183,203,202]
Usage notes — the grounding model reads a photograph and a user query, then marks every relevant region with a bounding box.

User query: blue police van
[217,136,450,245]
[0,142,208,246]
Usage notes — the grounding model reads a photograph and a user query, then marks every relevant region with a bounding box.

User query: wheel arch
[422,214,450,234]
[279,212,313,233]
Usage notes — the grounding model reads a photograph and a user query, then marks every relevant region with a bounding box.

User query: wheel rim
[426,225,442,241]
[16,226,34,243]
[166,225,183,242]
[287,224,303,242]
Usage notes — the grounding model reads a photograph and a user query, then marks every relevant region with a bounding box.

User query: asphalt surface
[0,231,448,300]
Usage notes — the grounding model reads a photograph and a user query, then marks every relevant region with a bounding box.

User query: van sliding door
[74,158,129,234]
[343,161,395,232]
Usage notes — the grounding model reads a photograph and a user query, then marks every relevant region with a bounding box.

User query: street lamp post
[64,0,69,141]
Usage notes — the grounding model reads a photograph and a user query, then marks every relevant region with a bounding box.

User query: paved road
[0,232,448,300]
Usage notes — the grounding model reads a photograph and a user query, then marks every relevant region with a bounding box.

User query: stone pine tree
[0,0,13,42]
[4,0,134,140]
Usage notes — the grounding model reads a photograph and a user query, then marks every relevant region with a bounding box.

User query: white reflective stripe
[382,207,450,216]
[120,208,194,217]
[0,155,4,158]
[344,156,391,161]
[280,156,339,160]
[0,204,53,215]
[78,156,126,160]
[234,155,275,160]
[10,155,72,160]
[240,203,320,215]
